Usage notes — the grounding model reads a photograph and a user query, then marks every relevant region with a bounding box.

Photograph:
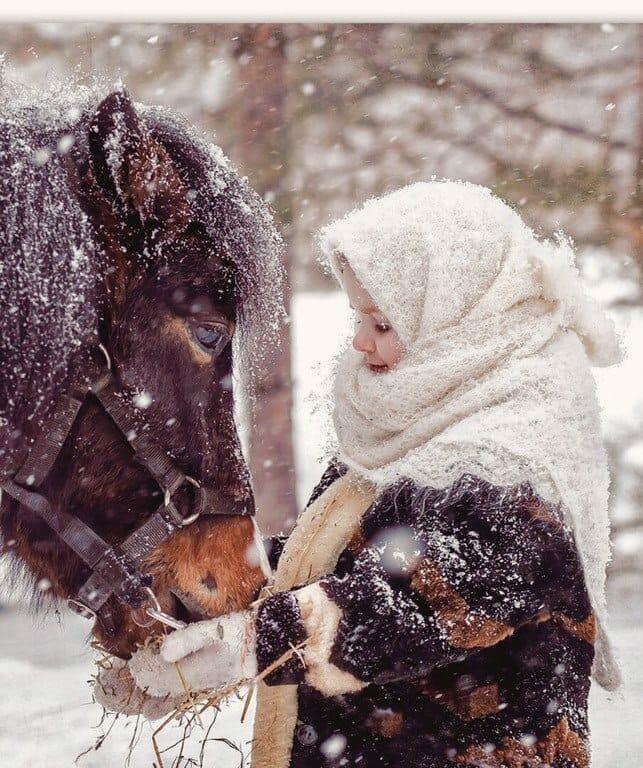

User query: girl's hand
[93,656,178,721]
[129,610,257,698]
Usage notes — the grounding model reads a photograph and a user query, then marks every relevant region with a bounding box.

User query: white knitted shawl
[319,181,623,690]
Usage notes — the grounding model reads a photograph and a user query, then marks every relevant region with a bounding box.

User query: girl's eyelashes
[353,309,391,333]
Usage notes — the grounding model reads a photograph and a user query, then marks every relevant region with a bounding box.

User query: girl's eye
[193,324,230,356]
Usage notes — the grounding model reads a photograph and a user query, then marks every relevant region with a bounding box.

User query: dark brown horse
[0,86,283,658]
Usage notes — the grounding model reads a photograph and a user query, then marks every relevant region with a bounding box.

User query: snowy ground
[0,607,640,768]
[0,606,256,767]
[1,291,642,767]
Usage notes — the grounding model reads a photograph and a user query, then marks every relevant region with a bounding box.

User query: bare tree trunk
[232,24,298,535]
[634,25,643,267]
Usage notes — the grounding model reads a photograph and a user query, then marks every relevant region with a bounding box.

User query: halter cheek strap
[1,353,254,634]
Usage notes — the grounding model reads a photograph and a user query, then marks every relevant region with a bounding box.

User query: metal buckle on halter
[83,344,113,397]
[163,475,203,527]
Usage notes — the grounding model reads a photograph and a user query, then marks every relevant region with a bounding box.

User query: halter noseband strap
[1,354,254,634]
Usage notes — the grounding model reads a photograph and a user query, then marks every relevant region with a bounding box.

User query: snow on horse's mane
[0,79,103,466]
[0,76,284,473]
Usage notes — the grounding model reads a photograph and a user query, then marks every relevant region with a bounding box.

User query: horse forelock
[141,105,286,399]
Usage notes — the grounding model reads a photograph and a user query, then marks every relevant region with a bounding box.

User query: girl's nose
[353,326,375,354]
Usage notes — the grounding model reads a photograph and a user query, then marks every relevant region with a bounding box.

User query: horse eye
[193,324,230,355]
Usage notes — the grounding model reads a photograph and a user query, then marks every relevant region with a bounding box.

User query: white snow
[0,607,256,767]
[622,441,643,471]
[594,309,643,435]
[292,291,352,506]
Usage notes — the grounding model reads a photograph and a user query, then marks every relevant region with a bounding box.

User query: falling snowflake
[56,134,74,154]
[133,391,152,409]
[321,733,347,758]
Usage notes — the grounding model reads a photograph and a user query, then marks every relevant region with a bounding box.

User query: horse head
[0,86,283,658]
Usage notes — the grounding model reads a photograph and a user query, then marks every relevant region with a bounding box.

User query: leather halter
[1,344,254,635]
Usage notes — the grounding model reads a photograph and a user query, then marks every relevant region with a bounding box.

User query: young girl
[109,181,622,768]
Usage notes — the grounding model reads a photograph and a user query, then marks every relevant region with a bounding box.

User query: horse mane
[0,78,284,479]
[0,82,104,479]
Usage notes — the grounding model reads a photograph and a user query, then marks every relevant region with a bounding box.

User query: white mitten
[94,657,178,721]
[129,610,257,698]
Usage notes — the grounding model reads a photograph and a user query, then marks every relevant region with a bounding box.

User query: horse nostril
[201,574,218,592]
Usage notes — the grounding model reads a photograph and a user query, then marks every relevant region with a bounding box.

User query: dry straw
[87,635,307,768]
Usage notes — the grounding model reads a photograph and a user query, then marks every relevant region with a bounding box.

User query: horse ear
[88,88,191,244]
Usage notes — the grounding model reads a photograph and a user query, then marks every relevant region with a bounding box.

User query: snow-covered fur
[319,181,622,689]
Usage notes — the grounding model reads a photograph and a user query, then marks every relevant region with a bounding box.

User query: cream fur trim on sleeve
[294,582,367,697]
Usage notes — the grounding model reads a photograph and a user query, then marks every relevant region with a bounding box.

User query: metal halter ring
[179,475,202,527]
[98,343,113,371]
[145,606,188,631]
[138,586,187,631]
[131,586,164,628]
[164,475,203,527]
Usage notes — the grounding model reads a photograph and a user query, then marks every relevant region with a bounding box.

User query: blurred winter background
[0,22,641,767]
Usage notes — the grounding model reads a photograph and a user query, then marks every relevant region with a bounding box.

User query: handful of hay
[90,635,306,768]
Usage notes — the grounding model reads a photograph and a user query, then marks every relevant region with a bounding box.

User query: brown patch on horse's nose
[145,516,267,619]
[201,573,218,591]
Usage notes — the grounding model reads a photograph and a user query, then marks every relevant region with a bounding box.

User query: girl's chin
[367,362,389,373]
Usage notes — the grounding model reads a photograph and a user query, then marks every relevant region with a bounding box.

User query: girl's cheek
[378,335,404,368]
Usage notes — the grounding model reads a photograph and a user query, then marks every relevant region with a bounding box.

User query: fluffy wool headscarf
[319,180,623,689]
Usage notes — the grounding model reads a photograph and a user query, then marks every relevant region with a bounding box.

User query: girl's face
[340,261,404,373]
